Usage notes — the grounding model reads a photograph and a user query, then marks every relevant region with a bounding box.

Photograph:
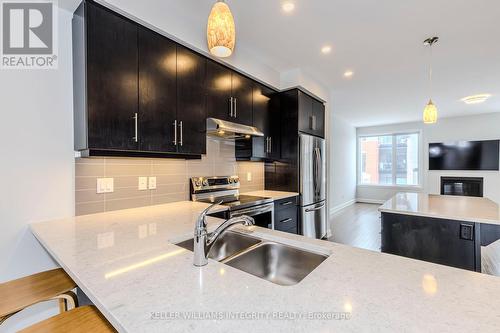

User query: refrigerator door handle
[313,148,317,195]
[305,202,325,212]
[314,147,321,197]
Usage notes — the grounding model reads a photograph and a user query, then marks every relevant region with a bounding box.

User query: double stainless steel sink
[176,231,328,286]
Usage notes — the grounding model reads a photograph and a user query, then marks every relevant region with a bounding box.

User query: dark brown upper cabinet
[277,88,325,162]
[176,46,207,155]
[311,99,325,138]
[231,72,253,126]
[206,60,253,126]
[297,90,325,138]
[73,0,206,158]
[236,83,279,161]
[138,33,207,156]
[78,1,139,152]
[138,27,177,153]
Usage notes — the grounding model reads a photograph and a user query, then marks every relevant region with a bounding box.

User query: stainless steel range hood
[206,118,264,139]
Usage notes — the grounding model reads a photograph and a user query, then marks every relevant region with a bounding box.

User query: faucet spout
[193,203,255,267]
[207,216,254,247]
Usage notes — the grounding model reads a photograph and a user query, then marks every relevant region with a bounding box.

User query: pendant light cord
[428,43,433,100]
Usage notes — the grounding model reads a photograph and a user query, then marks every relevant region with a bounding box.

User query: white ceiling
[65,0,500,127]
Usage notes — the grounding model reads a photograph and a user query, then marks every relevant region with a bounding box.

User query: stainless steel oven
[191,176,274,230]
[230,202,274,229]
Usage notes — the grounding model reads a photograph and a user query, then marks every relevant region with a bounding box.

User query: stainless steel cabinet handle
[265,137,269,153]
[229,97,233,117]
[305,203,325,212]
[269,137,272,154]
[280,201,293,206]
[179,121,183,146]
[280,218,293,224]
[173,120,177,145]
[234,98,237,118]
[132,113,138,143]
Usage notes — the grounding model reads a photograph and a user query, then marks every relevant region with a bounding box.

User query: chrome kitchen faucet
[194,202,255,266]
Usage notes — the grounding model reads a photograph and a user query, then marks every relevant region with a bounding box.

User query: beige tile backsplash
[75,138,264,215]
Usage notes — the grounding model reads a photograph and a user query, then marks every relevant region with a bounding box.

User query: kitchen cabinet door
[177,46,207,155]
[87,3,138,150]
[297,91,313,136]
[231,72,253,126]
[206,60,233,122]
[251,83,273,159]
[138,28,177,152]
[311,99,325,138]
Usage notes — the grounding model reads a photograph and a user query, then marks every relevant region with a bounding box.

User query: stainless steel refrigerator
[299,133,326,239]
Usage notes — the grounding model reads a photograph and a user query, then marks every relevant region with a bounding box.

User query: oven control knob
[202,180,209,186]
[195,180,202,187]
[228,178,233,184]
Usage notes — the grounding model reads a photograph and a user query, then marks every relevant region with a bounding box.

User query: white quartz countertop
[243,190,299,200]
[31,201,500,332]
[379,192,500,225]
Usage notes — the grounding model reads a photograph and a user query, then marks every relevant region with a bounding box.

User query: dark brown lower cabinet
[274,197,299,234]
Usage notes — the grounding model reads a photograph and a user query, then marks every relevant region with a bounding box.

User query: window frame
[357,130,423,189]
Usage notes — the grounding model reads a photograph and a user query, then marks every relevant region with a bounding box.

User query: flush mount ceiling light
[282,1,295,13]
[207,0,236,58]
[461,94,492,104]
[422,36,439,124]
[321,45,332,54]
[344,70,354,78]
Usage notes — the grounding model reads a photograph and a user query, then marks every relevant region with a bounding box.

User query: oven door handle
[231,204,273,217]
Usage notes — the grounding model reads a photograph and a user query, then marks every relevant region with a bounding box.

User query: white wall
[330,115,357,212]
[0,7,75,332]
[356,113,500,203]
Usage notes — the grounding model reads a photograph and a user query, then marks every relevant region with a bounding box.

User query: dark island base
[381,212,500,272]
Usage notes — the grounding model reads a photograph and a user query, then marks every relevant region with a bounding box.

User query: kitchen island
[379,192,500,272]
[30,200,500,332]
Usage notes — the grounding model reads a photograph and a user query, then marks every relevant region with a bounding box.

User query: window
[358,132,420,186]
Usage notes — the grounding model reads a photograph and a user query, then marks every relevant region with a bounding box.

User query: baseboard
[329,199,356,216]
[356,198,385,204]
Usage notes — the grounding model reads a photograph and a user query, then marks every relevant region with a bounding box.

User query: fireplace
[440,177,483,197]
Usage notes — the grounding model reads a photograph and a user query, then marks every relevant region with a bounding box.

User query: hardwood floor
[328,203,382,252]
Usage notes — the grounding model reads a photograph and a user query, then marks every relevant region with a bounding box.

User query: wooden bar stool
[0,268,78,325]
[19,305,116,333]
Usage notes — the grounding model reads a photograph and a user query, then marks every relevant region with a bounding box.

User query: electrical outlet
[460,224,474,241]
[97,178,114,193]
[246,172,252,182]
[138,177,148,191]
[148,177,157,190]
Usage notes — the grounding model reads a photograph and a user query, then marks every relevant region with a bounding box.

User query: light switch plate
[105,178,114,193]
[246,172,252,182]
[138,177,148,191]
[148,177,157,190]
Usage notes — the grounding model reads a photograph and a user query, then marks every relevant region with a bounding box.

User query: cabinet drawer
[274,196,298,211]
[275,207,298,234]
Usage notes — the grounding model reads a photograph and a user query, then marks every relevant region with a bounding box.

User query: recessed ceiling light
[321,45,332,54]
[461,94,492,104]
[344,70,354,78]
[282,2,295,13]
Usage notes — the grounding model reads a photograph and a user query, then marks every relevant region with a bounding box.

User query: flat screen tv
[429,140,500,171]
